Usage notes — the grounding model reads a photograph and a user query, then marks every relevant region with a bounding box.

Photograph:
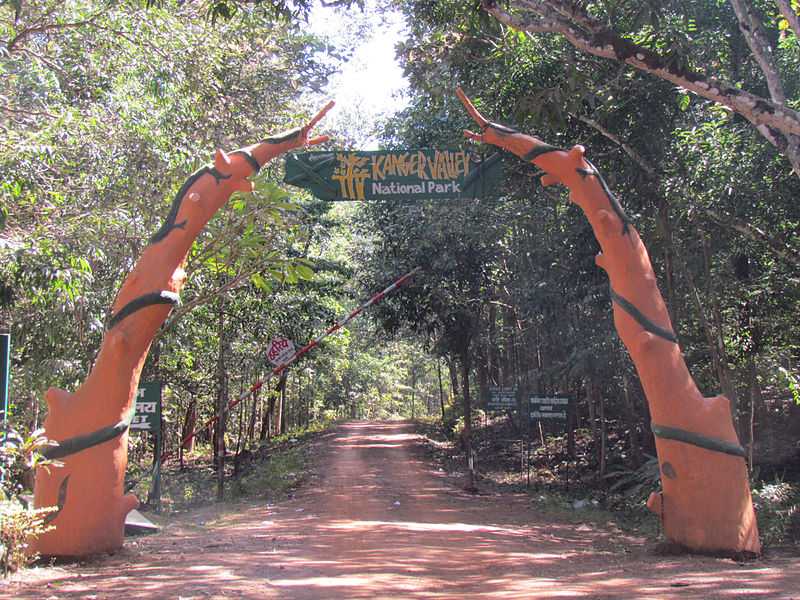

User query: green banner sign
[133,381,162,434]
[284,149,503,201]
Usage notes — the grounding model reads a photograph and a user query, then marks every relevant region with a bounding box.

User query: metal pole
[526,398,531,488]
[0,332,9,486]
[0,332,10,426]
[153,430,162,513]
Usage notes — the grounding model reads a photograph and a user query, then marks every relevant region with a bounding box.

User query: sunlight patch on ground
[334,433,417,442]
[269,573,431,591]
[324,518,535,536]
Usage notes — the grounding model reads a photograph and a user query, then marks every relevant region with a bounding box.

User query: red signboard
[267,337,295,366]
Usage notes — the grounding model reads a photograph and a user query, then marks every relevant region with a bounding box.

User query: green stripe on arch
[522,144,563,162]
[42,475,70,525]
[42,403,137,460]
[652,423,746,458]
[610,288,678,343]
[108,291,180,329]
[231,150,261,174]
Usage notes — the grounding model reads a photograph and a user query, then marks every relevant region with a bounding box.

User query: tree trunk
[587,379,598,449]
[247,380,259,446]
[235,372,245,458]
[410,369,416,420]
[745,355,762,470]
[502,307,517,385]
[32,129,321,556]
[264,395,275,442]
[31,392,40,431]
[180,398,197,468]
[702,235,739,417]
[455,90,759,553]
[345,375,355,419]
[476,345,489,410]
[279,372,287,435]
[597,382,607,477]
[622,373,643,467]
[566,385,576,459]
[215,292,227,502]
[460,351,476,492]
[488,303,500,386]
[655,195,678,327]
[448,358,460,408]
[437,359,446,423]
[587,378,606,476]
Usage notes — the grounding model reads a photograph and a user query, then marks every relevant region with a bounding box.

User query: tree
[392,0,799,510]
[0,0,338,443]
[32,105,333,557]
[483,0,800,176]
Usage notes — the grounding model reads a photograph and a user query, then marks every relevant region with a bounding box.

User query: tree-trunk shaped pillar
[457,88,759,555]
[33,104,332,557]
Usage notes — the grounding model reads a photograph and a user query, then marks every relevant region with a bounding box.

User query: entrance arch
[33,89,760,557]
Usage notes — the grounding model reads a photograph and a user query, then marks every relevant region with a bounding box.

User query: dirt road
[5,421,799,599]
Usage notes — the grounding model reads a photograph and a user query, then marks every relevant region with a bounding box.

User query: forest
[1,0,799,578]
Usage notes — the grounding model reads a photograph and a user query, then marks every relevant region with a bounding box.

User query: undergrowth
[752,479,800,548]
[0,426,60,576]
[416,415,800,547]
[126,419,335,513]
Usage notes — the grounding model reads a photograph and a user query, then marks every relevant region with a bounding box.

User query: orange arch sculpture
[32,104,333,557]
[456,88,759,556]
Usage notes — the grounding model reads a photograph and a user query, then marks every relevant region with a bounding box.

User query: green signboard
[133,381,162,433]
[527,396,570,421]
[132,381,163,510]
[284,149,503,201]
[487,386,518,412]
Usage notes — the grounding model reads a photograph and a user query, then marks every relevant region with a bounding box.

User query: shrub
[1,427,59,499]
[0,499,55,576]
[0,425,61,576]
[752,479,800,548]
[604,454,661,502]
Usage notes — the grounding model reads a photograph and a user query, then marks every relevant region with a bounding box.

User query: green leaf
[251,272,271,292]
[295,265,315,281]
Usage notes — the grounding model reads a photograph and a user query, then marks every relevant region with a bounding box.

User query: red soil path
[4,421,799,599]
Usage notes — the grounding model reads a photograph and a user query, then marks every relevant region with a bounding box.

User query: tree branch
[85,21,171,61]
[570,112,657,177]
[701,207,800,270]
[520,0,604,34]
[5,13,103,53]
[155,265,264,340]
[775,0,800,40]
[19,47,69,76]
[484,2,800,142]
[1,104,58,119]
[729,0,786,104]
[572,112,800,270]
